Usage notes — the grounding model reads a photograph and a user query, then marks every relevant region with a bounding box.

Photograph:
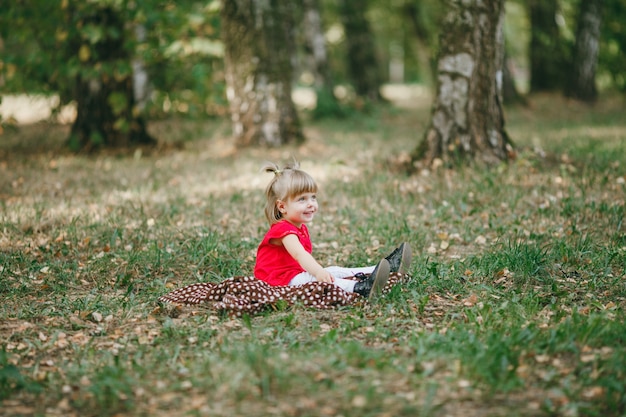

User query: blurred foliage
[0,0,625,125]
[311,87,350,119]
[0,0,226,119]
[601,0,626,92]
[318,0,444,86]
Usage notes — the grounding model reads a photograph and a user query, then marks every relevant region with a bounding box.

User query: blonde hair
[262,160,318,224]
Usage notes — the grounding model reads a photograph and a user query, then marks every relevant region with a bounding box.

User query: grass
[1,92,625,416]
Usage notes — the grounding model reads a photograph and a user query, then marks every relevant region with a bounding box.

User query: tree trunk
[566,0,603,102]
[503,52,527,106]
[132,24,151,112]
[301,0,342,118]
[68,6,155,152]
[528,0,566,92]
[411,0,513,168]
[302,0,332,91]
[0,36,4,90]
[339,0,384,101]
[221,0,303,147]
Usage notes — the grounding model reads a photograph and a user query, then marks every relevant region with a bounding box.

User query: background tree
[527,0,567,92]
[338,0,385,101]
[2,1,156,151]
[301,0,342,119]
[566,0,604,101]
[411,0,513,167]
[401,1,443,87]
[132,24,150,112]
[600,0,626,92]
[221,0,303,146]
[65,3,154,151]
[503,51,527,105]
[3,0,626,154]
[0,1,223,148]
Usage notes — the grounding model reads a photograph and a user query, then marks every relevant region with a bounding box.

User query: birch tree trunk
[302,0,332,91]
[301,0,341,117]
[132,24,150,112]
[566,0,603,102]
[411,0,513,167]
[221,0,303,147]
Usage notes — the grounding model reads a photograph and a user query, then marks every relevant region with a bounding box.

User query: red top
[254,220,312,286]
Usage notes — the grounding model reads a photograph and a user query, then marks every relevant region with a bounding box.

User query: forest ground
[1,91,625,417]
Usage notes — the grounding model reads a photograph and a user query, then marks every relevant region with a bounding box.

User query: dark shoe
[385,242,412,275]
[353,259,390,300]
[353,272,368,281]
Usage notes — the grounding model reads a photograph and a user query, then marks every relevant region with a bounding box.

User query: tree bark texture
[528,0,566,92]
[339,0,384,101]
[132,24,151,111]
[68,6,154,151]
[566,0,603,102]
[301,0,342,118]
[412,0,513,167]
[503,52,527,106]
[221,0,303,147]
[302,0,332,91]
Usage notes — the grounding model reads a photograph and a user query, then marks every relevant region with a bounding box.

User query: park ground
[1,91,625,416]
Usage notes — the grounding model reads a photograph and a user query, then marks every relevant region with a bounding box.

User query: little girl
[254,160,412,300]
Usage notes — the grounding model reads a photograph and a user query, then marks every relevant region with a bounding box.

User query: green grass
[1,93,625,416]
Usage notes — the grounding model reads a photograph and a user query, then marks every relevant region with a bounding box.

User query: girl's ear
[276,199,286,214]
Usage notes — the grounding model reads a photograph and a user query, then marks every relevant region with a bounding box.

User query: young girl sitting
[254,161,411,300]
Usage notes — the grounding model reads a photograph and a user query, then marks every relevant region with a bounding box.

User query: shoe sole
[398,243,412,275]
[369,259,390,301]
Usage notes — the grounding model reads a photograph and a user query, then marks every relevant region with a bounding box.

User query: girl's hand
[315,271,334,284]
[281,234,334,284]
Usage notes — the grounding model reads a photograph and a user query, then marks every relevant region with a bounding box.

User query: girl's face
[277,192,318,228]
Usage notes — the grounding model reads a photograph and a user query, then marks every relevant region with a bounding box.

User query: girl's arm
[281,234,334,283]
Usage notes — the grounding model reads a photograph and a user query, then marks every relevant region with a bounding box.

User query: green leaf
[107,92,128,116]
[89,131,104,145]
[113,117,130,133]
[82,24,104,44]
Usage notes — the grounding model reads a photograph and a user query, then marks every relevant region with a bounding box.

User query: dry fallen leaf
[351,395,367,408]
[462,294,479,307]
[582,386,605,400]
